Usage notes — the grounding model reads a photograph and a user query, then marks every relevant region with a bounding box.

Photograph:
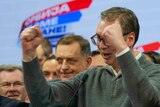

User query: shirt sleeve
[117,50,160,106]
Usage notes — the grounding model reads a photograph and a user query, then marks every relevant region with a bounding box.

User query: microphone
[66,74,88,107]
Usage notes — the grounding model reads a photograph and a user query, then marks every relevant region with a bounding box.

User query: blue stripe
[58,11,82,24]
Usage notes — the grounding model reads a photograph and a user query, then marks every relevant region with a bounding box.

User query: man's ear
[86,56,92,68]
[125,32,135,48]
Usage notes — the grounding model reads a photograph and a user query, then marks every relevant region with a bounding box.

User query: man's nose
[61,60,70,72]
[48,74,55,81]
[8,84,17,90]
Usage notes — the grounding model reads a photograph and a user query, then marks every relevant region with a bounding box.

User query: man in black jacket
[0,95,30,107]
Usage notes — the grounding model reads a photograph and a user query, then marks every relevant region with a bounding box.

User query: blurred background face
[42,59,58,81]
[90,54,106,68]
[145,54,153,62]
[96,20,117,66]
[0,70,27,101]
[56,42,89,80]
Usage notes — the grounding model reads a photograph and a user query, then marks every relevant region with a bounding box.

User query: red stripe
[135,41,160,52]
[68,0,92,11]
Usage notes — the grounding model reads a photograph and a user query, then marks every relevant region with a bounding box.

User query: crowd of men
[1,6,160,107]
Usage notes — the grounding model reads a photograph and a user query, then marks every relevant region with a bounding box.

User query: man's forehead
[56,43,81,54]
[0,70,23,82]
[0,70,23,78]
[96,20,117,35]
[56,55,82,60]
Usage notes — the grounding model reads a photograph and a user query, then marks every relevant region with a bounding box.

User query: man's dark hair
[144,51,160,64]
[91,50,101,57]
[41,38,53,58]
[56,34,91,57]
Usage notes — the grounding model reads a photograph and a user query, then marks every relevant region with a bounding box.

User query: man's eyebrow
[43,70,50,72]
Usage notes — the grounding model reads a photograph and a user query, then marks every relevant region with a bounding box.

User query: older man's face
[0,70,27,101]
[56,42,90,80]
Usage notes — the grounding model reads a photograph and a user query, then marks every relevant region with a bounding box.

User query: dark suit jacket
[0,96,30,107]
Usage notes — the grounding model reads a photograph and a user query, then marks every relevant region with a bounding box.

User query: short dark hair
[144,51,160,64]
[56,34,91,57]
[100,7,140,46]
[91,50,101,57]
[46,54,56,60]
[41,38,53,58]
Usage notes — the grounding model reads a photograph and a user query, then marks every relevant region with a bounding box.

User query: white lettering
[34,17,58,28]
[24,3,70,27]
[59,4,70,14]
[50,6,59,16]
[42,24,67,36]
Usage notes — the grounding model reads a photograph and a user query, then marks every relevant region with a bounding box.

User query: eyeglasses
[0,81,24,88]
[90,32,130,46]
[91,34,106,46]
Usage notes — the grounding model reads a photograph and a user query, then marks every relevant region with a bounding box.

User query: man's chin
[60,74,75,80]
[8,96,19,100]
[104,59,113,65]
[60,76,70,80]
